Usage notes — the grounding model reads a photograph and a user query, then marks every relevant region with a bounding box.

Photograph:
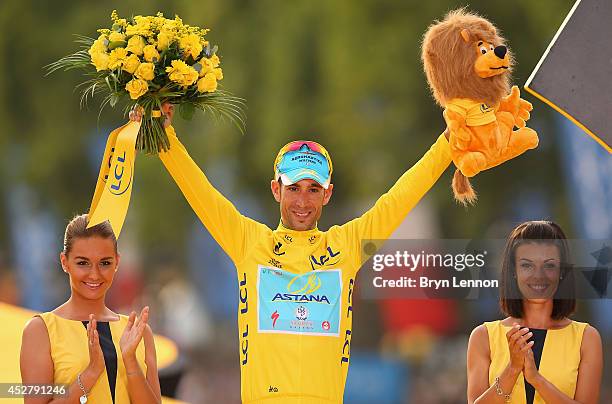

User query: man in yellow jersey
[131,105,451,403]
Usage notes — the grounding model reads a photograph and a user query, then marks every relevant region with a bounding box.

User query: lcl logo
[107,148,132,195]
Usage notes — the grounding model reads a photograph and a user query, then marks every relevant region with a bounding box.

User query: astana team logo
[258,266,342,336]
[271,272,330,304]
[287,272,321,294]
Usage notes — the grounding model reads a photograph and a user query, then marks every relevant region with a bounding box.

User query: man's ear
[460,29,470,43]
[271,179,281,202]
[322,184,334,206]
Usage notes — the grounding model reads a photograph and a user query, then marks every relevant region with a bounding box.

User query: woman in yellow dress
[20,214,161,403]
[467,221,603,404]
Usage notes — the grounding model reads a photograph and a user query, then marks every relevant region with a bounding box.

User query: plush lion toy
[422,9,539,204]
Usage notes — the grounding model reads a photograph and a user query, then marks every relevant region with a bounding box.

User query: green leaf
[203,44,212,58]
[179,103,195,120]
[108,40,126,50]
[110,93,121,107]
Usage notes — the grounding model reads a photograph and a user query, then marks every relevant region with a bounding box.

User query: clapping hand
[86,314,106,377]
[523,347,541,385]
[506,324,534,371]
[120,306,149,360]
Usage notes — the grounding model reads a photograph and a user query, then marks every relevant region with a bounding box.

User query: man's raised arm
[158,127,266,264]
[337,131,451,252]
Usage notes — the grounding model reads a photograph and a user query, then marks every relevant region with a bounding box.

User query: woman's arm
[144,324,162,401]
[21,317,103,404]
[526,325,603,404]
[467,324,532,404]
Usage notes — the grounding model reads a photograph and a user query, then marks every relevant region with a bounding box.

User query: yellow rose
[126,35,146,55]
[165,60,199,87]
[179,33,203,59]
[108,31,125,43]
[143,45,160,62]
[92,34,108,50]
[157,31,174,51]
[90,51,109,71]
[213,67,223,80]
[198,57,215,77]
[135,62,155,81]
[197,72,217,93]
[125,78,148,100]
[123,54,140,74]
[107,47,129,70]
[211,54,220,68]
[125,16,152,37]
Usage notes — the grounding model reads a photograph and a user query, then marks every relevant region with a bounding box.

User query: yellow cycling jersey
[159,127,451,403]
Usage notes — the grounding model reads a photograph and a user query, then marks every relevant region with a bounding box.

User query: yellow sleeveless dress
[484,320,587,404]
[38,312,147,403]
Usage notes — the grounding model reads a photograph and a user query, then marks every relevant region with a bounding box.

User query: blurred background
[0,0,610,403]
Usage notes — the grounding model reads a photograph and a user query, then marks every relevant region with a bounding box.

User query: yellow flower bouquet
[47,10,245,154]
[45,11,245,236]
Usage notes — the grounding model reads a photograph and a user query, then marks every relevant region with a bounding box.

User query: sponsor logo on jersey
[272,293,330,304]
[258,266,342,336]
[271,310,279,328]
[271,272,330,304]
[291,305,313,329]
[480,103,492,113]
[310,246,341,270]
[295,305,309,320]
[273,242,285,256]
[268,258,282,268]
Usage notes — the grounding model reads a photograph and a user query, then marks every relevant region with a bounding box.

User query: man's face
[271,178,333,231]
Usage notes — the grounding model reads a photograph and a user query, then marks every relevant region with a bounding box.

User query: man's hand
[161,103,175,127]
[129,103,175,128]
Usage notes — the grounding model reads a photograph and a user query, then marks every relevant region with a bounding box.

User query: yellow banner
[88,121,140,236]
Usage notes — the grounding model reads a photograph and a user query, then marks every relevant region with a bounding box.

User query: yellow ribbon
[87,120,140,237]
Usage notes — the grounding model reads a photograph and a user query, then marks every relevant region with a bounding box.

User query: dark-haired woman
[467,221,602,404]
[20,214,161,403]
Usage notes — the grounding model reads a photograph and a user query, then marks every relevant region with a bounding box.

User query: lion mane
[421,9,512,107]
